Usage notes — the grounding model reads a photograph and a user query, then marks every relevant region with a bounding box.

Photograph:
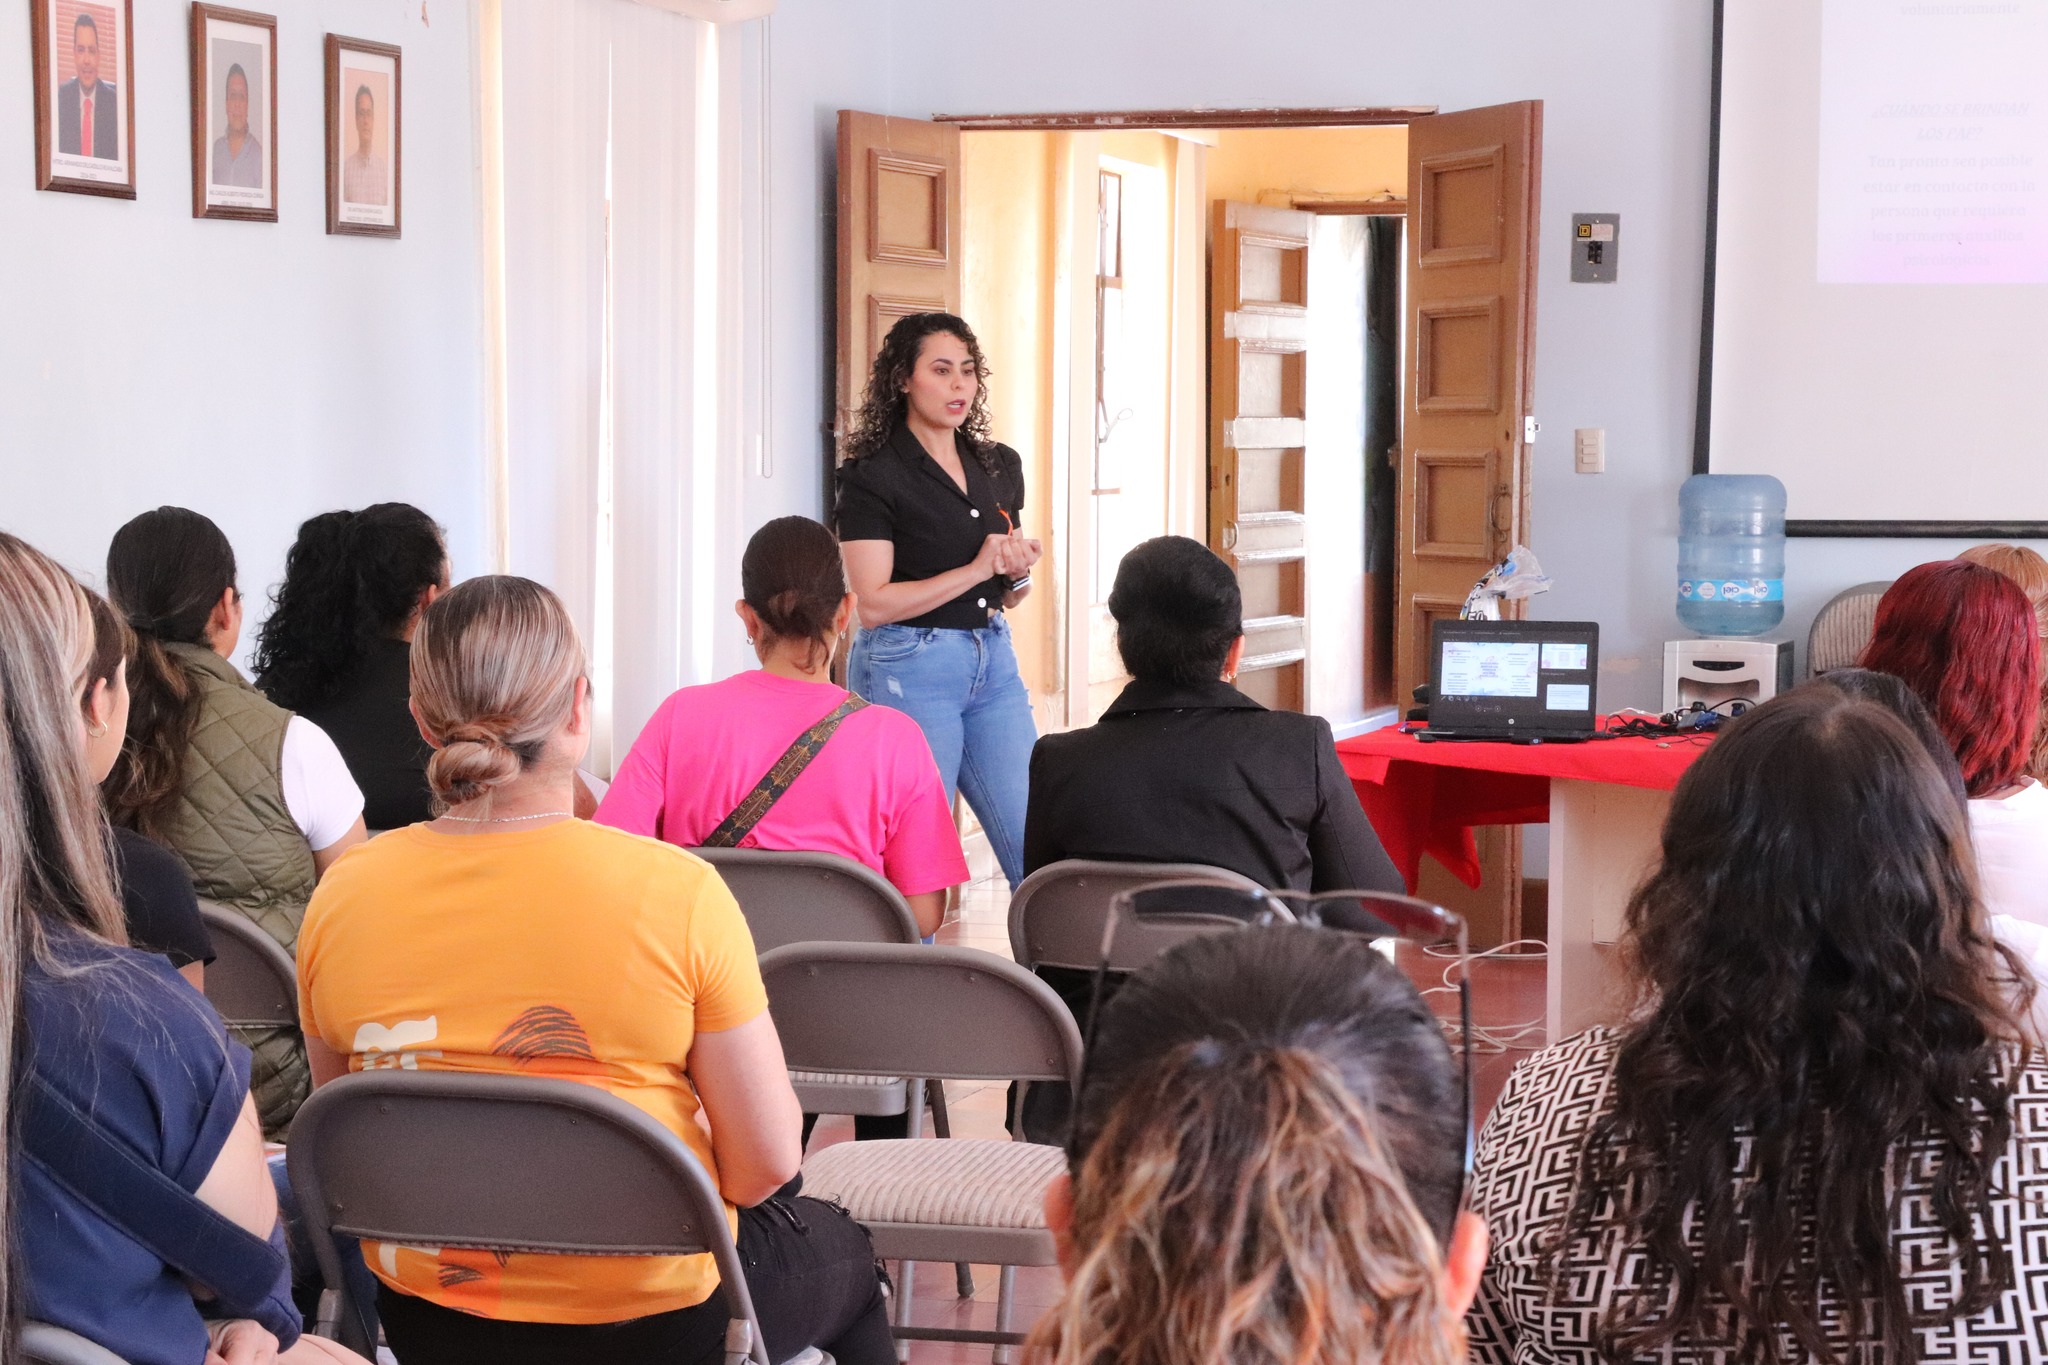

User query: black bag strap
[701,694,870,848]
[18,1066,295,1329]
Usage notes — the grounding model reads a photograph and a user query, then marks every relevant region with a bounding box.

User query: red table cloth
[1334,727,1709,890]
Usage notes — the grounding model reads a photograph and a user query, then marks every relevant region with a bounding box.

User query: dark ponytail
[102,507,237,837]
[253,502,446,711]
[741,517,849,671]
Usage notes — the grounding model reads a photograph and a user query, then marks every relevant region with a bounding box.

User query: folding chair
[21,1325,128,1365]
[1007,859,1268,974]
[693,848,922,954]
[695,848,954,1133]
[696,847,973,1294]
[759,943,1084,1361]
[1807,579,1893,676]
[196,899,299,1026]
[287,1070,816,1365]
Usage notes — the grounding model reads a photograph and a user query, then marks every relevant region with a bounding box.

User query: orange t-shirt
[297,819,766,1323]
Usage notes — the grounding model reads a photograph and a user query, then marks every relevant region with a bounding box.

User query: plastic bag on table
[1460,544,1552,620]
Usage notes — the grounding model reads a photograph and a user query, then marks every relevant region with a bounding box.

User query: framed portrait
[29,0,137,197]
[188,4,277,221]
[324,34,400,237]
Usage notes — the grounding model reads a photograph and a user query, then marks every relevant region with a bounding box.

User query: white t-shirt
[1971,780,2048,930]
[281,716,366,851]
[1992,914,2048,1038]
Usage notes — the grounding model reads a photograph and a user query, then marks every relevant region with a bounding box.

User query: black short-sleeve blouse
[834,424,1026,630]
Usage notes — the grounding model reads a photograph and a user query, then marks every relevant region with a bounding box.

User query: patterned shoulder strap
[701,694,871,848]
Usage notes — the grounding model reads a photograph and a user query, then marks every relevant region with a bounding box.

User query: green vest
[161,642,316,1137]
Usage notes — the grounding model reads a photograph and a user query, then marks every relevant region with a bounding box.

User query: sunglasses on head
[1082,881,1475,1209]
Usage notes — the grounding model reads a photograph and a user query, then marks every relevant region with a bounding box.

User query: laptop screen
[1429,620,1600,733]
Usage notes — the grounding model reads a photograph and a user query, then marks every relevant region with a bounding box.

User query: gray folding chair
[21,1325,129,1365]
[196,899,300,1026]
[288,1071,813,1365]
[1007,859,1266,973]
[760,943,1084,1361]
[692,848,922,953]
[695,847,950,1132]
[1807,579,1893,677]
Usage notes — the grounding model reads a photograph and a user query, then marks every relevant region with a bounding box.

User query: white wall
[763,0,2027,710]
[750,5,899,540]
[0,0,486,662]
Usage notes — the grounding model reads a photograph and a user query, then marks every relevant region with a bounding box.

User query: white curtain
[496,0,765,774]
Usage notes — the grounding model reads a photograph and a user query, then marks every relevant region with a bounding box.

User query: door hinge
[1523,416,1540,446]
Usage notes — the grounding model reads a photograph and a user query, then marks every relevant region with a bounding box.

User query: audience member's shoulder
[571,817,720,881]
[856,696,941,747]
[27,927,217,1035]
[110,823,189,884]
[1490,1027,1621,1129]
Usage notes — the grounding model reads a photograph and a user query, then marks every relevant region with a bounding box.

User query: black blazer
[1023,678,1402,895]
[57,78,118,160]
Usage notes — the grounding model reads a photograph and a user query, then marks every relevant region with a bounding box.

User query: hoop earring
[86,720,109,738]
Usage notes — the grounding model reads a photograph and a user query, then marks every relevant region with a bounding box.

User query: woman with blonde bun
[297,575,892,1365]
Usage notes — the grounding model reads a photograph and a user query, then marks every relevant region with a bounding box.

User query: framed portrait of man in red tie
[30,0,137,197]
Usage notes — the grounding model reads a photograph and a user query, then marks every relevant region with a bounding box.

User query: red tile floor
[802,847,1549,1363]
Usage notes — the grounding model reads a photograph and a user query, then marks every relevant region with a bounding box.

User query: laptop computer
[1422,619,1601,742]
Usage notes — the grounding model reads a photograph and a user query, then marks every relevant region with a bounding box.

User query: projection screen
[1703,0,2048,534]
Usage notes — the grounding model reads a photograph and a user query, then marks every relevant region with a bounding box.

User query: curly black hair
[253,503,445,711]
[842,312,998,475]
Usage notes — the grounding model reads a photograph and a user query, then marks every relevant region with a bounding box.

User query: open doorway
[956,123,1409,732]
[832,103,1542,945]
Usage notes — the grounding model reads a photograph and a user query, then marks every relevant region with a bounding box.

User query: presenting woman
[836,312,1041,889]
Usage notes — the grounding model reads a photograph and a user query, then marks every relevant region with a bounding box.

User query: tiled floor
[805,840,1549,1363]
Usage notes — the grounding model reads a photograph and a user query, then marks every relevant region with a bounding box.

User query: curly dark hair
[253,503,446,711]
[842,312,997,475]
[1559,681,2030,1365]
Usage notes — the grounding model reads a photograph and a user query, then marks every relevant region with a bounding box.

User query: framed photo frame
[189,4,277,221]
[324,34,401,237]
[30,0,137,197]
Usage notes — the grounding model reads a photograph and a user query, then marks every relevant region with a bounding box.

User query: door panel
[1210,200,1314,712]
[1397,101,1543,948]
[835,112,963,458]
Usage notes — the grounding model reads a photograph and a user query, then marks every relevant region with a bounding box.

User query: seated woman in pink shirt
[596,516,967,938]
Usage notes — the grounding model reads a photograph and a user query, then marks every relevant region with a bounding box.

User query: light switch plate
[1571,213,1620,282]
[1574,427,1606,474]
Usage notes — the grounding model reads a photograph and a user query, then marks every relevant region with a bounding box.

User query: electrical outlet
[1571,214,1620,282]
[1574,427,1606,474]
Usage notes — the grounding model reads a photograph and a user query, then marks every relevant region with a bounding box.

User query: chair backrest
[1007,859,1268,972]
[21,1324,129,1365]
[692,847,921,951]
[759,942,1084,1090]
[287,1070,769,1363]
[196,900,299,1027]
[1807,579,1894,677]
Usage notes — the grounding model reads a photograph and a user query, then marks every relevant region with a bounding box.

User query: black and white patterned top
[1468,1028,2048,1364]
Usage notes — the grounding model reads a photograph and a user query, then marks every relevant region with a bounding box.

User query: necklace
[438,810,574,824]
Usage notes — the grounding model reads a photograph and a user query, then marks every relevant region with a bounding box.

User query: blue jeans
[850,615,1035,889]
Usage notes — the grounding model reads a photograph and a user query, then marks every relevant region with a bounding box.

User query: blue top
[18,929,259,1365]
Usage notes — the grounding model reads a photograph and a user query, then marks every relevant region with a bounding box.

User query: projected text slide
[1817,0,2048,284]
[1441,641,1539,699]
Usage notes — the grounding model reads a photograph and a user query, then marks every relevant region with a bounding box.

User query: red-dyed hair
[1860,559,2042,797]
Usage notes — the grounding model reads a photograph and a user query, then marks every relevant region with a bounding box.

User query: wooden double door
[834,103,1544,942]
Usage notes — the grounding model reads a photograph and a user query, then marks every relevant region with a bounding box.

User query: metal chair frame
[287,1070,781,1365]
[760,942,1085,1358]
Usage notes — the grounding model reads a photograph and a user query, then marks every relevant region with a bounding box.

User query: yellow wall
[1204,125,1407,207]
[961,131,1059,714]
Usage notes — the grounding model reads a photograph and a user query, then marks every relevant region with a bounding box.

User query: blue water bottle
[1677,474,1786,636]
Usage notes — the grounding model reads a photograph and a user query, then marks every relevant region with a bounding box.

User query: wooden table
[1335,727,1710,1042]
